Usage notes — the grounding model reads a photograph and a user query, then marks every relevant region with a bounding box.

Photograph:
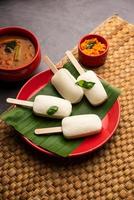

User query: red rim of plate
[17,69,121,157]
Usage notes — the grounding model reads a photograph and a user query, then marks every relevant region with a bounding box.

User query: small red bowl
[0,26,41,81]
[78,34,109,68]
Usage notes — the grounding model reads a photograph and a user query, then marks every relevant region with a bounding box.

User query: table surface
[0,0,133,113]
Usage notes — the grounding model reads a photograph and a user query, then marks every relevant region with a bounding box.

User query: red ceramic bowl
[78,34,109,68]
[0,26,41,81]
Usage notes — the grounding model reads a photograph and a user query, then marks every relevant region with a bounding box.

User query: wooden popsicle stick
[65,51,85,75]
[6,98,34,109]
[44,55,58,74]
[35,126,62,135]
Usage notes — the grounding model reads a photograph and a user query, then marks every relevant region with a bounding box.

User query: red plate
[17,69,120,157]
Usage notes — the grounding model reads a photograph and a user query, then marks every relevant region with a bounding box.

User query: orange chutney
[80,38,106,56]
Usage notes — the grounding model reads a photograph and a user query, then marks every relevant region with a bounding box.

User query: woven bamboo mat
[0,15,134,200]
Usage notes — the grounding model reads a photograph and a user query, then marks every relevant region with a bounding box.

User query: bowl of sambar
[0,26,41,81]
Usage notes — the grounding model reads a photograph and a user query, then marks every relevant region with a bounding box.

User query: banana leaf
[1,63,121,157]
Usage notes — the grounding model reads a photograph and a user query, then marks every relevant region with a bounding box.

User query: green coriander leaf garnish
[86,41,96,49]
[47,106,58,116]
[76,80,95,89]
